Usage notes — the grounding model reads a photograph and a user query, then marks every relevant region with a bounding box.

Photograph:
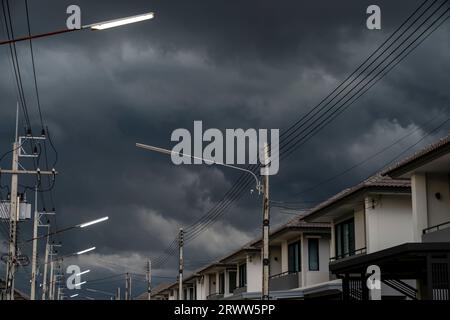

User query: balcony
[423,221,450,242]
[329,247,367,262]
[269,271,301,291]
[233,286,247,295]
[206,293,224,300]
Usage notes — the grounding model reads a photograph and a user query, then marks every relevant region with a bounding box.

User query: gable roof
[383,133,450,178]
[303,175,410,222]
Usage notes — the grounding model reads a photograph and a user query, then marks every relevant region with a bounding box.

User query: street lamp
[76,269,91,277]
[74,281,87,288]
[76,247,96,255]
[28,216,106,300]
[44,246,97,266]
[136,142,272,299]
[79,216,109,228]
[0,12,155,46]
[24,216,109,243]
[88,12,154,30]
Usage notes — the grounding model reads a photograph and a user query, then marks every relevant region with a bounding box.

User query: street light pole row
[0,7,153,299]
[136,142,272,300]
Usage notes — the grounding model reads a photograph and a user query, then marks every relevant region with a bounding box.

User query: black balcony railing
[233,286,247,295]
[330,247,367,262]
[423,220,450,234]
[269,270,300,279]
[206,292,224,300]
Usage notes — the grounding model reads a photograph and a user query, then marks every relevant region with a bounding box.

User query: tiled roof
[136,282,173,299]
[183,216,328,275]
[303,174,410,221]
[383,132,450,177]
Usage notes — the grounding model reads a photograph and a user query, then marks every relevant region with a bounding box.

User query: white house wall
[365,194,413,253]
[426,173,450,228]
[354,208,366,251]
[208,273,216,295]
[281,241,288,272]
[246,252,262,292]
[411,173,428,241]
[196,276,207,300]
[270,246,282,276]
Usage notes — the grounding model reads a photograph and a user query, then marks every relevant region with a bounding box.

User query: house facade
[146,134,450,301]
[304,133,450,300]
[165,220,336,300]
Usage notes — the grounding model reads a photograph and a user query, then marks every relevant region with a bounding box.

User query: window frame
[238,263,247,287]
[288,240,301,273]
[335,217,355,258]
[228,270,237,293]
[308,238,320,271]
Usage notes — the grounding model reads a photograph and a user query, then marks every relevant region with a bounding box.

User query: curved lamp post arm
[136,143,262,194]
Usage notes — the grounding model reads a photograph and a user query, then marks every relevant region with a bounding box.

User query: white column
[224,271,229,295]
[411,173,428,241]
[330,224,336,258]
[281,241,288,273]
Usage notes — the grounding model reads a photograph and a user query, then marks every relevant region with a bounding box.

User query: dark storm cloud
[0,0,449,295]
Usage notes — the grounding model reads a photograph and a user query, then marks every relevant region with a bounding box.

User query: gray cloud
[0,0,449,297]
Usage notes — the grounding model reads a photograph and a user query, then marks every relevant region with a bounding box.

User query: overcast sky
[0,0,449,299]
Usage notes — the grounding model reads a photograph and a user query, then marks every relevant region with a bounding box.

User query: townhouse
[383,134,450,300]
[249,220,338,300]
[304,133,450,300]
[156,219,336,300]
[303,175,414,299]
[147,134,450,301]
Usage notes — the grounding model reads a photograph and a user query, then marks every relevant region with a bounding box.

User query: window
[228,270,237,293]
[308,238,319,271]
[219,272,225,294]
[238,263,247,287]
[288,241,301,273]
[335,218,355,258]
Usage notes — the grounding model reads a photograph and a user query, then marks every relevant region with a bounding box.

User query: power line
[152,0,449,267]
[293,107,450,197]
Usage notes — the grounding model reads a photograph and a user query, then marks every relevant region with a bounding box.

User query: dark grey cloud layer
[0,0,449,297]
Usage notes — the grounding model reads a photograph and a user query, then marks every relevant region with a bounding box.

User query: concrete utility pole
[129,274,132,300]
[4,106,20,301]
[30,186,39,300]
[261,143,270,300]
[31,196,54,300]
[47,243,61,300]
[53,264,62,301]
[178,228,184,301]
[41,239,50,300]
[116,287,120,300]
[147,259,152,300]
[125,273,130,300]
[48,260,54,300]
[3,105,57,300]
